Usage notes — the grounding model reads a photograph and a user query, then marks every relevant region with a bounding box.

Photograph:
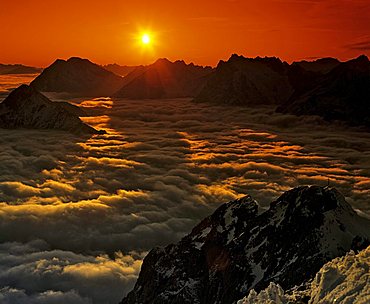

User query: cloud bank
[0,97,369,302]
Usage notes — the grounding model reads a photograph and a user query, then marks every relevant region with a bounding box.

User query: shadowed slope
[0,84,100,134]
[113,59,212,99]
[31,57,124,97]
[278,55,370,127]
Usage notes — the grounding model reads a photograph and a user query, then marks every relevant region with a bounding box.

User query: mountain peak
[113,58,213,99]
[2,84,48,109]
[354,54,369,62]
[153,58,172,66]
[121,186,370,304]
[340,54,370,70]
[0,85,100,134]
[67,56,88,61]
[272,186,354,217]
[31,57,124,97]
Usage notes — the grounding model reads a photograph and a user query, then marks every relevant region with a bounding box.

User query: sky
[1,0,370,67]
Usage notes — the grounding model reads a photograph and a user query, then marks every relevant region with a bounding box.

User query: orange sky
[0,0,369,67]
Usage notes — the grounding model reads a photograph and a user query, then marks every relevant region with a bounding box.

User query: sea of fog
[0,78,369,303]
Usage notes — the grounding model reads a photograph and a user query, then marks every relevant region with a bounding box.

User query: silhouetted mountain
[278,55,370,127]
[0,85,100,134]
[102,64,142,77]
[292,57,340,74]
[121,186,370,304]
[0,64,42,75]
[195,54,294,105]
[31,57,124,97]
[113,58,213,99]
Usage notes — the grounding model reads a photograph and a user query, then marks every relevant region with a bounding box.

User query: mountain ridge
[0,63,42,75]
[277,55,370,127]
[113,58,213,99]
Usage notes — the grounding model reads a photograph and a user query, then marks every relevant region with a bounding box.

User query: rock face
[277,55,370,128]
[238,245,370,304]
[194,54,294,105]
[113,58,213,99]
[0,63,42,75]
[121,186,370,304]
[31,57,124,97]
[0,85,99,134]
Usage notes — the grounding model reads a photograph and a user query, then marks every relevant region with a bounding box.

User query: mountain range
[3,54,369,132]
[277,55,370,128]
[24,54,370,127]
[0,84,100,134]
[195,54,370,128]
[113,58,213,99]
[121,186,370,304]
[0,63,42,75]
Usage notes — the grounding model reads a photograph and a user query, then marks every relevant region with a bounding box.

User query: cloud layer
[0,97,369,303]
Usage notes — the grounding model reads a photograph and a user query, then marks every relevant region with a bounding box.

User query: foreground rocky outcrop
[121,186,370,304]
[31,57,124,97]
[113,58,213,99]
[0,85,101,134]
[238,245,370,304]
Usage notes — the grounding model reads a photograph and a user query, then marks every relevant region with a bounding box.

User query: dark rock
[0,84,101,134]
[292,58,340,74]
[113,59,213,99]
[277,55,370,128]
[121,186,370,304]
[31,57,124,97]
[194,54,294,105]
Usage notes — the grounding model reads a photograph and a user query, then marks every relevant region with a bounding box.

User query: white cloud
[0,98,369,302]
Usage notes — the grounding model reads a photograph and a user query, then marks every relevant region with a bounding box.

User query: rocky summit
[31,57,124,97]
[194,54,295,106]
[121,186,370,304]
[113,58,213,99]
[0,84,100,134]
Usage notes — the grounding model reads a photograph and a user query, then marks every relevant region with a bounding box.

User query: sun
[141,34,150,45]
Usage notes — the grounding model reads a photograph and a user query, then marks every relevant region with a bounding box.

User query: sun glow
[132,29,158,59]
[141,34,150,45]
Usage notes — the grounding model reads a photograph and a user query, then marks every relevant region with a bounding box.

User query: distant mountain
[195,54,294,105]
[278,55,370,127]
[0,64,42,75]
[121,186,370,304]
[0,85,100,134]
[292,57,340,74]
[31,57,124,97]
[113,58,213,99]
[102,64,142,77]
